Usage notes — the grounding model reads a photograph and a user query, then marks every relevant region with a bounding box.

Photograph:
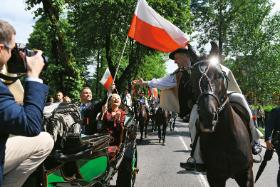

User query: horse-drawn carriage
[23,103,138,187]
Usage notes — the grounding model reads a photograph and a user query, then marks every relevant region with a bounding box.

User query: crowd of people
[1,18,280,186]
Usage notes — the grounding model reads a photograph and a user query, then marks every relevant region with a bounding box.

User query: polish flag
[148,87,158,98]
[100,68,113,90]
[128,0,188,52]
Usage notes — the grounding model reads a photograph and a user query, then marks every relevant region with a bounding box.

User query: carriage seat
[54,134,111,162]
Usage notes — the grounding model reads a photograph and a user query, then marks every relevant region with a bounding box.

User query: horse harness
[189,61,230,159]
[192,61,230,126]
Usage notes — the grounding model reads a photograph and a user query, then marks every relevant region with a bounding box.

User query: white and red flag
[128,0,188,52]
[100,68,113,90]
[148,87,158,98]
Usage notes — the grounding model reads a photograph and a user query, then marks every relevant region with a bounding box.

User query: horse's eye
[216,73,223,79]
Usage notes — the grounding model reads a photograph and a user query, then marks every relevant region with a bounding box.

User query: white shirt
[147,65,241,93]
[124,93,132,107]
[147,74,176,90]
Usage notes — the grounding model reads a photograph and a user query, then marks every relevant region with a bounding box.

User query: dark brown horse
[155,107,171,144]
[190,42,253,187]
[134,102,149,141]
[149,102,158,132]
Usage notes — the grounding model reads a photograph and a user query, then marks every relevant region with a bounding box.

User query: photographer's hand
[26,50,44,79]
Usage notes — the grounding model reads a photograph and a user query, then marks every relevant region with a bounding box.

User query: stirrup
[186,156,196,164]
[252,141,262,155]
[180,157,196,170]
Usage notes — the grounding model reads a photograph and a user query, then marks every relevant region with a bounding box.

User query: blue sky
[1,0,279,73]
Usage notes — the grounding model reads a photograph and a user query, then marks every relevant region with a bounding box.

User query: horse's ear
[209,41,219,56]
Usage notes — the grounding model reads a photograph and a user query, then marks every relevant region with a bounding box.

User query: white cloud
[271,0,280,13]
[0,0,36,43]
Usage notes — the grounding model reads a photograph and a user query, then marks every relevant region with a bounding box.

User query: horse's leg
[158,123,161,142]
[163,121,167,144]
[144,118,148,138]
[234,169,254,187]
[173,117,176,130]
[169,119,172,131]
[139,120,144,141]
[207,174,227,187]
[152,118,154,132]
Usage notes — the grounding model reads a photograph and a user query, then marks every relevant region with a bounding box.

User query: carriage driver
[132,44,261,171]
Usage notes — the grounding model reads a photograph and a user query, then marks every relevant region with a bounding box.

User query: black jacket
[265,107,280,141]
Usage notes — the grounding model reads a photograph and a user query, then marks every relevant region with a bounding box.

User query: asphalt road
[133,118,279,187]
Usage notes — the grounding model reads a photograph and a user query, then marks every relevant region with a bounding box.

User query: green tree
[67,0,191,93]
[26,0,84,101]
[26,0,191,98]
[191,0,280,104]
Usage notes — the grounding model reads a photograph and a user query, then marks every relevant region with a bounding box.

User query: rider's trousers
[188,92,261,164]
[3,132,54,187]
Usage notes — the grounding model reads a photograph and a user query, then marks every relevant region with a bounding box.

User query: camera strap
[0,73,23,85]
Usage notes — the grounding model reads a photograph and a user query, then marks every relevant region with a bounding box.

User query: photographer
[0,20,54,186]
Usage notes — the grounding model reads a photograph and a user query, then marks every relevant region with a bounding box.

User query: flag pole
[113,36,129,82]
[101,36,129,116]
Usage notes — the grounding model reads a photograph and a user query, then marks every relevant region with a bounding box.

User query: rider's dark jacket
[173,68,195,118]
[265,106,280,142]
[0,80,48,186]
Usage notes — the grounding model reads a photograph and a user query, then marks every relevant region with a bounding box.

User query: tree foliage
[26,0,191,98]
[26,0,85,101]
[191,0,280,104]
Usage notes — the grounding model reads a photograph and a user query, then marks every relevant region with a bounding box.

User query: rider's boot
[180,161,206,172]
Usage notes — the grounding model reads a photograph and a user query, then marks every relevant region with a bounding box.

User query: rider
[133,44,261,171]
[138,91,150,114]
[122,88,133,111]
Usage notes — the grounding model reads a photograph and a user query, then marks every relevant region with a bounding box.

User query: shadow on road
[166,130,191,138]
[136,138,165,146]
[177,169,206,175]
[173,149,191,153]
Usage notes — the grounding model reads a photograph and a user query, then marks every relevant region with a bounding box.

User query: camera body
[6,43,47,74]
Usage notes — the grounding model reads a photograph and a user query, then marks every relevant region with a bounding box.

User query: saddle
[230,101,252,142]
[230,101,262,155]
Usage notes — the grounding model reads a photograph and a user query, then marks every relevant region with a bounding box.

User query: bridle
[192,60,229,126]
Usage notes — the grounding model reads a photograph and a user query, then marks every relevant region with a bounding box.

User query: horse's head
[191,42,229,133]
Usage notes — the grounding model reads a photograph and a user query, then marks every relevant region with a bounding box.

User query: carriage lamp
[209,56,219,66]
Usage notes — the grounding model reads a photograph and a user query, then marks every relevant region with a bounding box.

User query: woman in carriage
[102,93,126,157]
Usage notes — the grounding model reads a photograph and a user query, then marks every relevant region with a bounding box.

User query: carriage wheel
[116,148,138,187]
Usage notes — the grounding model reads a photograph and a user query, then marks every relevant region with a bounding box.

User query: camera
[6,43,47,74]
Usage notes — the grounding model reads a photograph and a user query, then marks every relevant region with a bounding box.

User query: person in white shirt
[80,87,92,111]
[123,89,132,110]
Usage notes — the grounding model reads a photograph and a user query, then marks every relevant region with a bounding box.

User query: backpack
[43,102,82,151]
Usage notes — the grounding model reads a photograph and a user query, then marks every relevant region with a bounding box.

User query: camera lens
[25,49,37,57]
